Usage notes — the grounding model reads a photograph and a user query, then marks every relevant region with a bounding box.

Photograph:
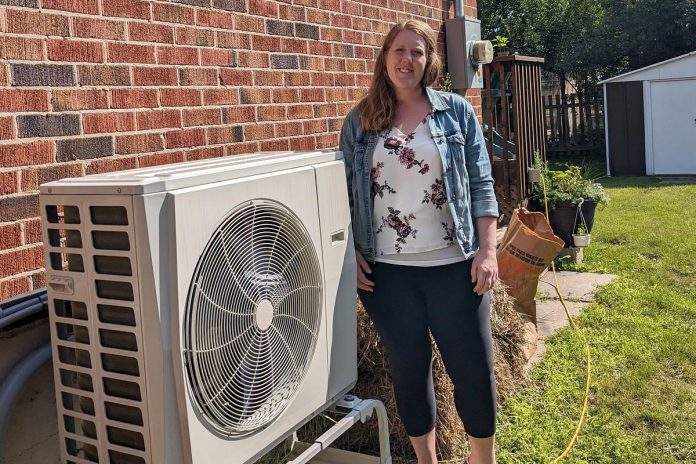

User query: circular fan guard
[184,200,323,436]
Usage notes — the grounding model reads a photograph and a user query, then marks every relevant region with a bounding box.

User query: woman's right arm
[339,113,374,292]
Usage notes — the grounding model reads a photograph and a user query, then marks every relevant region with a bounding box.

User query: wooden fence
[544,94,605,156]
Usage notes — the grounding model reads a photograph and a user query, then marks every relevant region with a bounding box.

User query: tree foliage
[479,0,696,85]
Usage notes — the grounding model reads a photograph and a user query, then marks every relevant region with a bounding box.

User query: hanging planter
[572,232,591,247]
[571,198,591,248]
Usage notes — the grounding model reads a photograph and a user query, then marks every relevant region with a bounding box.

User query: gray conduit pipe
[454,0,464,17]
[0,343,53,457]
[0,289,47,330]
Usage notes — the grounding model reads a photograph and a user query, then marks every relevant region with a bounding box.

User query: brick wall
[0,0,479,300]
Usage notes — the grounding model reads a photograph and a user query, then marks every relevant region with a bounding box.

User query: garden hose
[540,174,593,463]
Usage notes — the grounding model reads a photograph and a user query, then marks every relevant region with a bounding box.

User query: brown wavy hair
[357,20,442,132]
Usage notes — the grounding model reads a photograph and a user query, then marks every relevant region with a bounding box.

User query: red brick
[236,50,269,68]
[31,270,47,290]
[85,156,137,175]
[239,88,270,104]
[201,49,235,67]
[311,71,334,86]
[325,57,346,72]
[276,121,303,138]
[299,56,323,71]
[0,246,44,279]
[252,35,281,52]
[217,31,252,49]
[260,139,290,151]
[128,22,174,44]
[48,39,104,63]
[133,66,178,86]
[83,112,136,134]
[355,45,375,60]
[116,133,164,154]
[0,224,23,251]
[44,0,99,14]
[206,126,240,145]
[0,171,19,195]
[0,194,40,222]
[72,17,126,40]
[176,27,215,46]
[139,151,185,168]
[158,46,199,65]
[23,219,43,246]
[307,9,330,25]
[320,27,342,42]
[52,89,108,111]
[257,106,285,122]
[0,36,44,61]
[160,89,201,107]
[279,4,306,22]
[316,133,338,149]
[346,59,366,73]
[253,70,283,86]
[232,14,264,33]
[281,38,307,54]
[153,3,195,24]
[248,0,278,17]
[222,106,256,124]
[202,89,238,105]
[223,142,255,156]
[342,0,361,16]
[0,277,31,301]
[307,41,332,57]
[303,119,327,134]
[103,0,151,20]
[183,108,221,127]
[108,43,156,64]
[289,136,316,151]
[301,88,325,102]
[78,65,131,86]
[0,141,55,168]
[330,13,351,28]
[0,66,7,86]
[272,89,299,103]
[186,146,224,161]
[110,89,159,109]
[20,163,82,192]
[137,109,182,130]
[165,128,205,149]
[7,9,70,36]
[180,68,218,86]
[219,69,253,86]
[0,117,15,140]
[285,71,311,86]
[244,123,274,141]
[196,10,234,30]
[325,88,347,102]
[287,104,313,119]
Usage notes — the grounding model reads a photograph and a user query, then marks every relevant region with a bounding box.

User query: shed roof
[599,51,696,84]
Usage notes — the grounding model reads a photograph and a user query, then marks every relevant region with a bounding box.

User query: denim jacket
[339,87,499,263]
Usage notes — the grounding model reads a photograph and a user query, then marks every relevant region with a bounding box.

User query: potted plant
[572,223,591,247]
[529,155,609,247]
[491,36,510,56]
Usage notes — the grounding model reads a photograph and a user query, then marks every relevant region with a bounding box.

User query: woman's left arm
[460,98,499,295]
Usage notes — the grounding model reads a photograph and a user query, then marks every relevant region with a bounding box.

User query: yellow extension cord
[540,175,593,463]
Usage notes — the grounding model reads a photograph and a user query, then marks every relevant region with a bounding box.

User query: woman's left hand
[471,249,498,295]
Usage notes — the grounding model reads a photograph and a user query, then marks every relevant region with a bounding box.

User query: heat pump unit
[40,151,357,464]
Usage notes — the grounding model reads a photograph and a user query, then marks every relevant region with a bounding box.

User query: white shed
[599,51,696,176]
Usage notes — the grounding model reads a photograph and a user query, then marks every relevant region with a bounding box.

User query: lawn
[496,174,696,463]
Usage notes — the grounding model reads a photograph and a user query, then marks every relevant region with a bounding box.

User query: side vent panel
[43,197,152,464]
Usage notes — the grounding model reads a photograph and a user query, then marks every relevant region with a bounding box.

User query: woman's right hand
[356,251,375,292]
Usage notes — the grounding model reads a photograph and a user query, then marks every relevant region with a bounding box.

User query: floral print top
[372,113,465,266]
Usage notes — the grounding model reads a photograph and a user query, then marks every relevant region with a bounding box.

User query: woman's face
[385,29,428,93]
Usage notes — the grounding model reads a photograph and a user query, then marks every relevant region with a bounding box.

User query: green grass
[496,175,696,463]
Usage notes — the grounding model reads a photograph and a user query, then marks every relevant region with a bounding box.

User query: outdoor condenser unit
[40,151,358,464]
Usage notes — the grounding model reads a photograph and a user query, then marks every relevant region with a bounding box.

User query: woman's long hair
[357,20,442,132]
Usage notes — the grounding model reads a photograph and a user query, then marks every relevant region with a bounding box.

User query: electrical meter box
[445,17,491,89]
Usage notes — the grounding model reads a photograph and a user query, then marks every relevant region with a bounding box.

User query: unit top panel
[41,151,343,195]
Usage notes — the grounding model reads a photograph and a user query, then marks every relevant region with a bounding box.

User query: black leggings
[358,259,496,438]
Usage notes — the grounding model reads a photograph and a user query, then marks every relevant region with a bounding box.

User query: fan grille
[184,200,323,436]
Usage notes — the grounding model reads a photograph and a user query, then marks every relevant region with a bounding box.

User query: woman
[339,20,499,464]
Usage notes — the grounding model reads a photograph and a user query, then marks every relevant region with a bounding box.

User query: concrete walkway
[528,271,617,365]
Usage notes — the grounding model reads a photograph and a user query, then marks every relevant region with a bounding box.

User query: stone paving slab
[528,271,617,366]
